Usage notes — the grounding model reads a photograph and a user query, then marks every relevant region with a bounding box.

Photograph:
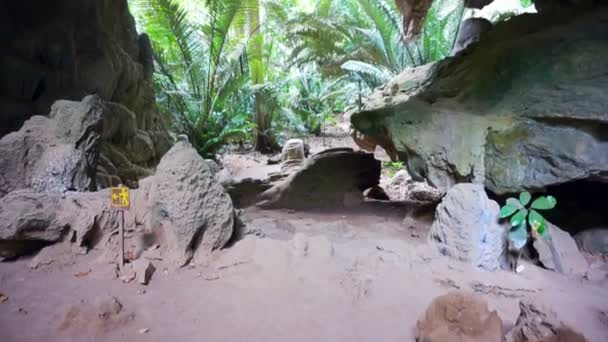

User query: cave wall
[0,0,171,188]
[351,8,608,195]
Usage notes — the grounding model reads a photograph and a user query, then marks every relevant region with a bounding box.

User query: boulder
[415,291,503,342]
[451,18,493,55]
[258,148,381,209]
[0,141,237,264]
[505,300,587,342]
[0,189,116,259]
[0,190,66,258]
[0,0,169,142]
[225,178,274,208]
[404,181,443,203]
[0,96,167,196]
[574,228,608,254]
[144,140,235,265]
[363,185,390,201]
[533,223,589,276]
[350,10,608,194]
[281,139,306,172]
[429,184,507,271]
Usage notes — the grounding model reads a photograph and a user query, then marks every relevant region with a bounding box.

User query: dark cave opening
[489,179,608,237]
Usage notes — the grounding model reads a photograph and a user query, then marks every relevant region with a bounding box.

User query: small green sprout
[499,191,557,251]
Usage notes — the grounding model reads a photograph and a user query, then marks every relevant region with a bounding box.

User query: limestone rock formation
[429,183,507,271]
[505,300,588,342]
[451,18,493,55]
[415,291,503,342]
[143,140,235,265]
[0,190,66,258]
[574,228,608,254]
[0,96,163,195]
[0,0,170,185]
[281,139,306,172]
[258,148,381,209]
[350,10,608,194]
[533,223,589,276]
[0,141,237,264]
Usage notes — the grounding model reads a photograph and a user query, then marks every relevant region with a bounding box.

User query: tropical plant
[383,160,405,177]
[499,191,557,252]
[131,0,257,158]
[285,0,464,90]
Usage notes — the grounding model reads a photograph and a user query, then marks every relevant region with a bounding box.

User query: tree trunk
[247,0,275,153]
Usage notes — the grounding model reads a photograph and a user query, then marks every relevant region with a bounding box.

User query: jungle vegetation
[129,0,465,157]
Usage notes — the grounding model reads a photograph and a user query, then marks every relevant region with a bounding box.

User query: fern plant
[500,191,557,251]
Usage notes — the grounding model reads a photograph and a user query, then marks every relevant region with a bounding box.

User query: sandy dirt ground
[1,205,608,342]
[1,119,607,342]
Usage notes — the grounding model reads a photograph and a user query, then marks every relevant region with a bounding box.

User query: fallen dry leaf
[0,293,7,303]
[73,270,90,278]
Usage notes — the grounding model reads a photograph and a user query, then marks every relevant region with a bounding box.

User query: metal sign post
[110,186,130,271]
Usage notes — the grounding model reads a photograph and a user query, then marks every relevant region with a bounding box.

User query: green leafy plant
[499,191,557,251]
[383,160,404,177]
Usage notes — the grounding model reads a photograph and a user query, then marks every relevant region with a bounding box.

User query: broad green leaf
[509,223,528,250]
[510,209,528,227]
[499,204,518,218]
[531,196,557,210]
[506,197,523,209]
[528,209,545,231]
[540,226,552,241]
[519,191,531,207]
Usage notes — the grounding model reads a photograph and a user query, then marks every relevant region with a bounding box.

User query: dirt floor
[1,118,607,342]
[1,206,608,342]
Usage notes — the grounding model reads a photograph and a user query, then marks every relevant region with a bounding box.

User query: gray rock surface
[0,95,164,195]
[144,140,235,266]
[574,228,608,254]
[350,10,608,194]
[0,141,236,263]
[451,18,493,55]
[505,300,588,342]
[0,0,167,142]
[258,148,381,209]
[429,184,507,271]
[281,139,306,173]
[533,223,589,276]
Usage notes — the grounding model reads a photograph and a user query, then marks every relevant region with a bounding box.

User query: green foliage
[520,0,533,7]
[500,192,557,251]
[285,0,464,89]
[130,0,469,156]
[383,161,405,177]
[131,0,255,157]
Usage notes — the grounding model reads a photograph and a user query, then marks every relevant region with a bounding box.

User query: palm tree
[285,0,464,89]
[130,0,256,157]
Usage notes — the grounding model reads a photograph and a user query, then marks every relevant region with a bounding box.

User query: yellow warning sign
[110,187,130,210]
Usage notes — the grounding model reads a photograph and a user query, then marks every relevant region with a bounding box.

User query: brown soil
[1,119,607,342]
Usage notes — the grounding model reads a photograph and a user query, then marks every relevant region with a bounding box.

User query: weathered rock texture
[505,300,588,342]
[281,139,306,172]
[451,18,493,55]
[0,96,166,195]
[258,148,381,209]
[415,291,503,342]
[429,184,507,271]
[574,228,608,254]
[142,140,235,265]
[0,0,170,187]
[351,10,608,194]
[533,223,589,276]
[0,141,236,264]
